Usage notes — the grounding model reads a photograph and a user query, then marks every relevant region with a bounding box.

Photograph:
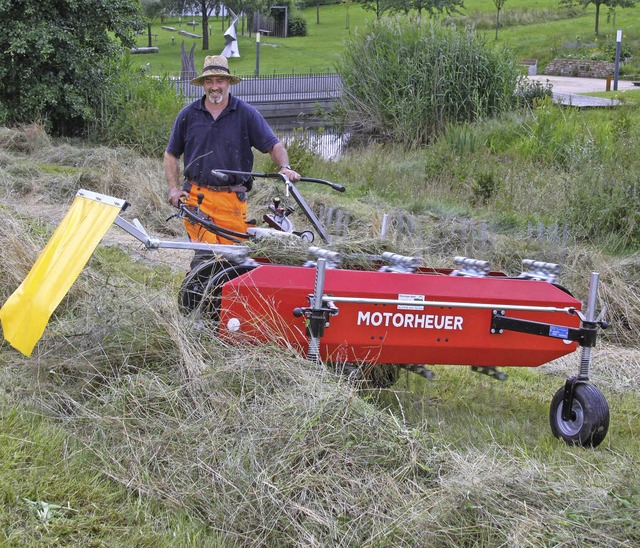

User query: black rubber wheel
[179,260,256,320]
[179,257,222,314]
[549,383,610,448]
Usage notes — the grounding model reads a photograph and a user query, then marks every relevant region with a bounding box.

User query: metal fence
[171,71,342,103]
[168,72,346,159]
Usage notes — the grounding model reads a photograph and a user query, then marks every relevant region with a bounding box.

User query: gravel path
[527,75,636,107]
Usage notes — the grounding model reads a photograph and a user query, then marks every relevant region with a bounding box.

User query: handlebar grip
[298,177,346,193]
[211,170,230,182]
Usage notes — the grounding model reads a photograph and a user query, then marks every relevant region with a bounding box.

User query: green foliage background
[0,0,143,135]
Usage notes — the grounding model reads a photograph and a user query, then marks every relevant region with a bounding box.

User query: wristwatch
[279,165,291,170]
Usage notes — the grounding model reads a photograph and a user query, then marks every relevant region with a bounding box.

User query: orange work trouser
[183,183,248,245]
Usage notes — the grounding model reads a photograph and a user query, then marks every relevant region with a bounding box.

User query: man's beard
[207,91,224,104]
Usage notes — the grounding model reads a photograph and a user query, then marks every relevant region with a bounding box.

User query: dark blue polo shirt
[166,95,279,185]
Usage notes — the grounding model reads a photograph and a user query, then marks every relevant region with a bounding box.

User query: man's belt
[187,179,247,193]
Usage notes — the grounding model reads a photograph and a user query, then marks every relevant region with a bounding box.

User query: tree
[173,0,266,50]
[413,0,464,17]
[581,0,637,36]
[586,0,607,35]
[373,0,464,19]
[141,0,169,47]
[606,0,637,30]
[0,0,143,135]
[159,0,217,49]
[140,0,173,21]
[163,0,269,50]
[224,0,271,37]
[493,0,507,40]
[357,0,391,19]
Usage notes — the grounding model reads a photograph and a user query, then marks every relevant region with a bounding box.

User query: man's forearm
[164,152,187,207]
[268,143,300,182]
[269,143,289,170]
[164,152,181,190]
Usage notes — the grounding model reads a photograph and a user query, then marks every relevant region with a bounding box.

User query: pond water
[272,124,349,161]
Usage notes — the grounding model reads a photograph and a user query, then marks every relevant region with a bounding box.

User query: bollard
[606,75,612,91]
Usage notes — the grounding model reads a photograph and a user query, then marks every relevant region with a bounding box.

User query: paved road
[527,75,636,107]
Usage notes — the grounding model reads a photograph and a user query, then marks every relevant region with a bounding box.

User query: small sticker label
[398,294,425,310]
[549,325,569,339]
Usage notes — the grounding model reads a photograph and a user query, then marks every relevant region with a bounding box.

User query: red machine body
[104,165,610,447]
[218,265,582,368]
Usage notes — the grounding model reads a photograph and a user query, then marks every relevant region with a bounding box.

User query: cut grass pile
[0,124,638,544]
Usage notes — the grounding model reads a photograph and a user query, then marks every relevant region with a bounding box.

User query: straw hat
[190,55,242,86]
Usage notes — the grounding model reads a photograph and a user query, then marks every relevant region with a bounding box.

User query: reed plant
[335,16,521,146]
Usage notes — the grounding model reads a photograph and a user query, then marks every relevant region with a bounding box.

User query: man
[165,55,300,245]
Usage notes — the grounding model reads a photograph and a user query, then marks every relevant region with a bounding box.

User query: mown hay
[1,128,639,546]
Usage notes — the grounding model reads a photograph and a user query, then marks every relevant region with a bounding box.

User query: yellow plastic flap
[0,191,124,356]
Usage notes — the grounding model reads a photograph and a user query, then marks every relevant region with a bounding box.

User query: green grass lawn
[132,5,377,75]
[0,405,210,545]
[130,1,640,77]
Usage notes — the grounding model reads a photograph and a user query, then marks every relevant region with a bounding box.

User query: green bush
[471,170,501,206]
[0,0,142,136]
[88,59,184,157]
[335,16,521,147]
[429,102,640,249]
[568,175,640,251]
[515,78,553,108]
[288,15,308,37]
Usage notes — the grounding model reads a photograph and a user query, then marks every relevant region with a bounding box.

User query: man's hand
[278,166,301,183]
[168,187,188,208]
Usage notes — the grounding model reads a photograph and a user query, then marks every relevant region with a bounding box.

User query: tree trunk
[202,13,209,50]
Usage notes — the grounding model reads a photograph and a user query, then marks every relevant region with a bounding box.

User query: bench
[179,30,201,39]
[130,47,159,54]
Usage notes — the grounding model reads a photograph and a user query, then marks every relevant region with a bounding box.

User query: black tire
[179,257,222,314]
[549,383,610,448]
[179,261,256,320]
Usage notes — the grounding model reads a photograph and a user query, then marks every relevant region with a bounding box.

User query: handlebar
[211,169,346,193]
[211,168,342,244]
[178,202,249,244]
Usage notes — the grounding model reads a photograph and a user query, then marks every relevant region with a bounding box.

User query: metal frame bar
[320,295,578,315]
[491,313,597,347]
[77,188,127,209]
[113,216,250,264]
